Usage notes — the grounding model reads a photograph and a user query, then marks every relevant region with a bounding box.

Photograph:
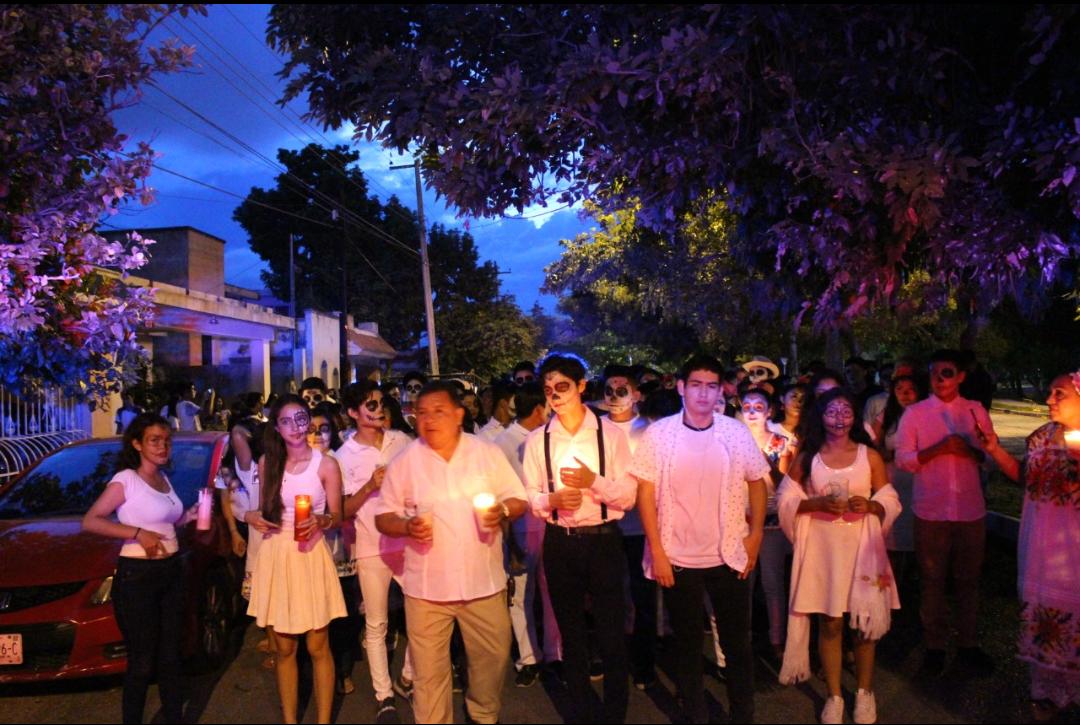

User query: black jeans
[330,573,362,683]
[622,534,657,680]
[544,524,628,724]
[665,564,754,724]
[112,555,185,724]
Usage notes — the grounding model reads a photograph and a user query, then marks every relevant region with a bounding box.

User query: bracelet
[319,514,332,529]
[133,527,141,540]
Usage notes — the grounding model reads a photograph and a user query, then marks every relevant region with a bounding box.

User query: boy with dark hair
[512,361,537,386]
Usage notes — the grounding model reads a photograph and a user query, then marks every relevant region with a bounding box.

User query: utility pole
[390,158,440,376]
[288,233,297,321]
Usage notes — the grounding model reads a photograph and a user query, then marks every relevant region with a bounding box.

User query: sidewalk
[991,398,1048,418]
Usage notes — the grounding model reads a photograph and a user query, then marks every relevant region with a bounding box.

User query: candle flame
[472,492,496,510]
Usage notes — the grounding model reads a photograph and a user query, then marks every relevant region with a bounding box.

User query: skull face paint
[603,376,636,416]
[358,391,386,429]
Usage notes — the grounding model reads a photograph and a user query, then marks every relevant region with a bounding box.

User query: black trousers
[112,555,185,724]
[329,573,362,683]
[543,524,628,724]
[622,534,657,680]
[665,564,755,724]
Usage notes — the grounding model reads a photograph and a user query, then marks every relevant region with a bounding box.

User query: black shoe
[633,669,658,691]
[515,664,539,688]
[543,660,566,688]
[920,648,947,677]
[375,697,399,725]
[956,647,995,676]
[589,657,604,681]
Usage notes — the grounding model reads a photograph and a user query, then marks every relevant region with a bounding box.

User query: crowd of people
[82,351,1080,724]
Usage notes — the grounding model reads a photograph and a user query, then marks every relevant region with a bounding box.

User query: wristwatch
[499,502,511,520]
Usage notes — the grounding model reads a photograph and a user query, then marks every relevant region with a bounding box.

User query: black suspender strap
[544,409,608,523]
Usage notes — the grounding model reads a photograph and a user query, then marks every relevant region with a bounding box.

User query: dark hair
[380,394,415,436]
[402,370,428,386]
[845,357,873,371]
[514,382,546,421]
[795,387,874,477]
[261,394,307,525]
[640,388,683,421]
[490,382,516,406]
[512,360,536,376]
[603,365,638,388]
[637,379,661,401]
[773,382,807,423]
[929,349,964,367]
[416,380,464,408]
[300,376,327,393]
[678,354,724,381]
[881,374,927,438]
[308,402,344,451]
[342,380,381,412]
[116,413,172,472]
[538,353,588,383]
[738,384,776,412]
[164,391,180,420]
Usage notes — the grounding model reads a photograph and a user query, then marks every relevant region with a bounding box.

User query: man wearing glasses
[521,354,637,724]
[896,349,997,677]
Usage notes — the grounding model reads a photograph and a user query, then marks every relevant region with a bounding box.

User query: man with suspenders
[522,354,637,724]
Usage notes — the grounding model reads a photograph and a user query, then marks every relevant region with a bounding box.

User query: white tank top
[809,444,872,500]
[279,448,327,534]
[113,469,184,558]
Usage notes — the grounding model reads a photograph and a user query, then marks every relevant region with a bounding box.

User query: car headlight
[90,575,114,606]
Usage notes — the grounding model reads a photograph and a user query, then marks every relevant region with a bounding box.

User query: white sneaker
[821,695,845,724]
[853,689,877,724]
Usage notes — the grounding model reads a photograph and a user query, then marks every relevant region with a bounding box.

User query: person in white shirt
[160,381,202,432]
[478,383,515,441]
[494,382,560,687]
[630,354,769,725]
[375,381,528,725]
[521,354,637,724]
[337,381,415,722]
[602,364,656,690]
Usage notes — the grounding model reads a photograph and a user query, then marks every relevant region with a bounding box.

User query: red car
[0,432,243,683]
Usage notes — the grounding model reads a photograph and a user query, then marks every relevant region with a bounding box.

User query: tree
[234,144,538,372]
[0,4,200,402]
[269,5,1080,331]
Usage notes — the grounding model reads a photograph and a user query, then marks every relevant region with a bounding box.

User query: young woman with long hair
[82,414,188,724]
[245,394,346,724]
[777,388,901,724]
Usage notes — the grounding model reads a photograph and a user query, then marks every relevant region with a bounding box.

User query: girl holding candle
[776,388,900,724]
[246,395,346,725]
[82,414,188,724]
[980,370,1080,722]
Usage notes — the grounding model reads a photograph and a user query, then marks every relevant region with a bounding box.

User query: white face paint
[358,392,386,429]
[604,377,635,415]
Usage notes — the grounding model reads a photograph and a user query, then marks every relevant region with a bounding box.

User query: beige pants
[405,590,511,724]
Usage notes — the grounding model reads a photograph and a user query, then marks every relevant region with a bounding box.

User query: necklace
[681,415,713,432]
[286,454,313,474]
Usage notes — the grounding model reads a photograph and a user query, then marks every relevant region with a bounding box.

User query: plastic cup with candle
[1065,430,1080,453]
[294,494,312,541]
[473,492,497,530]
[196,488,213,531]
[415,502,434,542]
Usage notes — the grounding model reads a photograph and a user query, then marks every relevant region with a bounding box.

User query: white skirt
[246,529,346,634]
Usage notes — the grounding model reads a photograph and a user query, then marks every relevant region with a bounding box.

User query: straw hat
[741,356,780,379]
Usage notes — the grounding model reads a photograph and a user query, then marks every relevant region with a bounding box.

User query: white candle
[1065,430,1080,450]
[196,488,213,531]
[473,492,496,530]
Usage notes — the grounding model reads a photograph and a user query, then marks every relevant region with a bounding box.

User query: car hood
[0,518,119,587]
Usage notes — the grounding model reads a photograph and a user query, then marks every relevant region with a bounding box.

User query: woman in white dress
[245,395,346,724]
[777,388,901,725]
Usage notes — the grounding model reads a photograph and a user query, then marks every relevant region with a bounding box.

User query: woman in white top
[777,388,900,725]
[82,414,188,724]
[245,395,346,725]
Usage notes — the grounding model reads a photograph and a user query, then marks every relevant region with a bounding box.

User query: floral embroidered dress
[1018,423,1080,708]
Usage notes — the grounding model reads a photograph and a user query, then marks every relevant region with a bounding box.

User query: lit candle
[196,488,213,531]
[294,494,312,541]
[1065,430,1080,451]
[473,492,496,529]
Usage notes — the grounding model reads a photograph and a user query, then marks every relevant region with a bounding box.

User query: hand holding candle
[294,494,312,541]
[196,488,213,531]
[472,492,500,530]
[1065,430,1080,460]
[558,456,597,490]
[408,503,434,543]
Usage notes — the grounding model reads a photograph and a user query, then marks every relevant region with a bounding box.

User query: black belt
[546,521,620,536]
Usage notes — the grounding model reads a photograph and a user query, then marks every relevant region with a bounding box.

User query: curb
[990,406,1046,419]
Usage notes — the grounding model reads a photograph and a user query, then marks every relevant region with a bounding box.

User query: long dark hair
[881,374,927,438]
[116,413,172,473]
[381,393,415,437]
[795,387,874,477]
[261,394,307,525]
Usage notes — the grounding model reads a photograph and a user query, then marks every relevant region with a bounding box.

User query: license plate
[0,634,23,665]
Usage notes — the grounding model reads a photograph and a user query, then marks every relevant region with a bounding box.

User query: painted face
[275,404,311,445]
[415,391,464,450]
[604,376,636,415]
[301,388,325,408]
[513,371,535,386]
[746,366,772,384]
[678,369,722,419]
[740,393,771,428]
[307,415,332,453]
[133,424,172,466]
[356,391,386,429]
[893,379,919,408]
[929,361,964,400]
[543,371,585,416]
[822,399,855,436]
[1046,375,1080,429]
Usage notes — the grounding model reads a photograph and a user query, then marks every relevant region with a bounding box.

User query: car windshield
[0,441,215,519]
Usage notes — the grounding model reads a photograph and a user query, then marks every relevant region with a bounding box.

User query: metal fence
[0,386,88,485]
